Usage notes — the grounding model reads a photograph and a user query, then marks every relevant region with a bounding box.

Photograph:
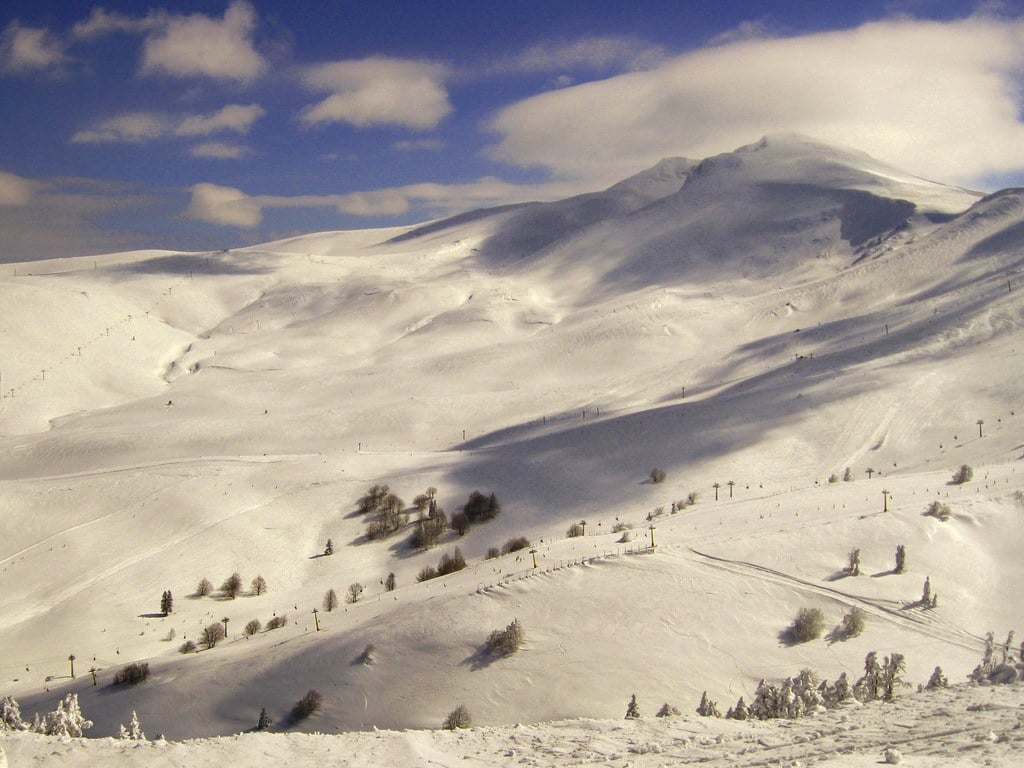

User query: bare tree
[251,575,268,596]
[221,572,243,599]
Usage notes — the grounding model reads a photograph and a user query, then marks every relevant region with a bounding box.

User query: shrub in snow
[501,536,530,555]
[486,619,524,656]
[39,694,92,737]
[443,704,471,730]
[436,547,466,576]
[290,690,322,722]
[113,662,149,685]
[385,572,396,591]
[925,666,948,689]
[894,544,906,574]
[179,640,197,654]
[951,464,973,485]
[485,546,500,559]
[882,747,903,764]
[789,607,826,643]
[847,548,861,576]
[0,695,26,730]
[988,664,1019,685]
[221,572,243,599]
[843,467,852,481]
[195,578,213,597]
[359,643,376,665]
[649,467,666,484]
[656,703,680,717]
[450,511,470,536]
[821,672,853,708]
[118,710,145,740]
[244,619,262,636]
[827,473,839,483]
[696,691,720,718]
[346,583,363,604]
[324,538,334,556]
[924,500,952,521]
[624,694,640,719]
[265,614,287,630]
[566,522,584,538]
[323,588,339,612]
[417,566,438,582]
[839,607,866,639]
[201,622,225,649]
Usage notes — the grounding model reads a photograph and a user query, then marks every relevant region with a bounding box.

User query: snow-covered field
[1,135,1022,765]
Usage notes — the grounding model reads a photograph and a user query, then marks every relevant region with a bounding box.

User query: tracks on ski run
[687,548,982,652]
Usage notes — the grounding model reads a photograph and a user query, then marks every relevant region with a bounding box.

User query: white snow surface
[1,136,1022,766]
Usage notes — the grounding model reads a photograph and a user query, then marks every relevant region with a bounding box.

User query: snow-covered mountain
[0,136,1020,762]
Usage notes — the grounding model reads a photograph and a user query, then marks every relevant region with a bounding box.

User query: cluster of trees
[674,651,910,724]
[113,662,149,685]
[0,693,92,737]
[352,484,503,547]
[417,547,466,582]
[970,630,1021,684]
[192,573,267,599]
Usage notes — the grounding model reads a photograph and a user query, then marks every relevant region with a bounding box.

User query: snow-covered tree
[925,666,948,689]
[696,690,720,717]
[118,710,145,740]
[725,696,749,720]
[41,693,93,737]
[0,695,26,730]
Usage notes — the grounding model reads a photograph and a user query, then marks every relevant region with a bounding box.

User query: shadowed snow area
[0,136,1021,766]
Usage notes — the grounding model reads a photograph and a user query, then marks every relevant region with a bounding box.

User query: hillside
[0,136,1021,752]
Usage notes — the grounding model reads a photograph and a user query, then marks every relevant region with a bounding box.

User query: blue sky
[1,1,1023,260]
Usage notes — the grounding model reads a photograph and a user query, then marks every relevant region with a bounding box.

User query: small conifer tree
[160,589,173,615]
[257,707,272,730]
[894,544,906,574]
[624,693,640,719]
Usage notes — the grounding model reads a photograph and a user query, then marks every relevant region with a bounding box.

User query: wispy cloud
[0,20,68,75]
[174,104,265,137]
[488,35,667,76]
[188,142,254,160]
[72,104,265,145]
[300,57,451,130]
[70,7,166,39]
[488,16,1024,187]
[184,176,585,227]
[393,138,444,152]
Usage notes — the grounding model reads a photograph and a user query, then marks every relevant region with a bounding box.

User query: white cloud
[72,104,265,144]
[183,176,585,227]
[175,104,265,137]
[188,142,253,160]
[141,0,266,83]
[71,112,168,144]
[487,16,1024,187]
[0,170,37,206]
[70,7,165,39]
[186,183,263,227]
[0,20,67,74]
[300,57,451,129]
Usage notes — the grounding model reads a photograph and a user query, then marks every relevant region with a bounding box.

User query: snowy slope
[0,137,1021,754]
